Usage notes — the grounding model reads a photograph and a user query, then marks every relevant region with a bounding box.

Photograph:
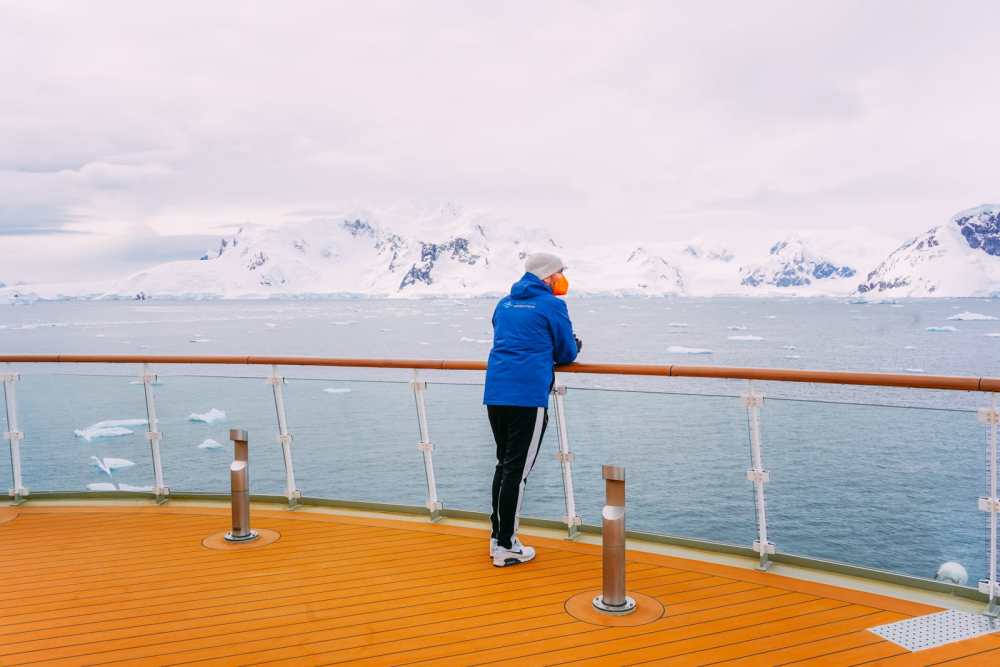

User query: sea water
[1,296,999,584]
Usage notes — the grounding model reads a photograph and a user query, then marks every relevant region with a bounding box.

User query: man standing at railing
[484,252,581,567]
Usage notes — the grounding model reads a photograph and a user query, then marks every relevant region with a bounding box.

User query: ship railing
[1,354,998,616]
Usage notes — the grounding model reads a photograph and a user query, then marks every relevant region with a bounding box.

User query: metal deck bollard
[593,464,636,615]
[225,428,258,542]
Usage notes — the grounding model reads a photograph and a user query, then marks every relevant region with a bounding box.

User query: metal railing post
[141,364,168,503]
[411,371,442,521]
[226,428,257,542]
[978,397,1000,617]
[2,369,28,503]
[743,385,774,570]
[593,464,636,614]
[552,383,582,538]
[267,366,300,508]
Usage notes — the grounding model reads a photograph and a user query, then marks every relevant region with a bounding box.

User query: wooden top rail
[0,353,997,392]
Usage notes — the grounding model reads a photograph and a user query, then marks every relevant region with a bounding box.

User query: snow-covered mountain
[739,238,856,289]
[857,205,1000,297]
[3,203,999,300]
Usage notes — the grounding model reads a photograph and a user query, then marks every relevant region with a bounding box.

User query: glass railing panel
[423,381,562,517]
[763,396,984,584]
[152,374,288,495]
[562,386,754,546]
[282,377,425,507]
[15,373,153,493]
[0,381,13,493]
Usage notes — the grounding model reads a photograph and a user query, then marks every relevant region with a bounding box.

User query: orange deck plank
[1,505,996,667]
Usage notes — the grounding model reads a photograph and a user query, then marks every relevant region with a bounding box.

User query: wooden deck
[1,504,998,666]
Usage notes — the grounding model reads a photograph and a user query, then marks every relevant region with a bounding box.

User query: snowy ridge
[857,205,1000,297]
[3,203,1000,300]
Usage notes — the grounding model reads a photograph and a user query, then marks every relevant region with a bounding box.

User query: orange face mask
[550,273,569,296]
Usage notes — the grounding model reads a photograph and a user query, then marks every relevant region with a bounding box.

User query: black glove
[574,336,583,353]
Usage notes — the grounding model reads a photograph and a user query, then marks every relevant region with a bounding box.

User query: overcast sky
[1,0,998,282]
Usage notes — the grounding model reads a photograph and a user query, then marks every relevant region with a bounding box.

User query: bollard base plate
[592,595,637,615]
[565,590,664,627]
[202,528,280,551]
[224,530,259,543]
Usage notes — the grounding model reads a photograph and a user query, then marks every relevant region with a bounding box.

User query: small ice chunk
[666,346,712,355]
[903,345,918,350]
[459,337,490,343]
[668,323,689,328]
[323,387,353,394]
[189,337,211,343]
[117,483,154,492]
[728,335,764,341]
[782,345,797,350]
[87,482,118,491]
[905,368,926,373]
[265,322,278,328]
[986,333,1000,338]
[764,315,778,319]
[75,419,147,442]
[727,325,748,331]
[784,354,802,359]
[197,438,223,449]
[90,456,136,475]
[330,320,359,326]
[926,326,957,332]
[419,341,430,345]
[946,312,997,321]
[188,408,226,424]
[935,561,968,585]
[424,321,441,325]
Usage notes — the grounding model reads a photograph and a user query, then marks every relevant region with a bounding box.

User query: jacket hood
[510,272,552,299]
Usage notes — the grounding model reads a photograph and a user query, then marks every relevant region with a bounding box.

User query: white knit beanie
[524,252,565,280]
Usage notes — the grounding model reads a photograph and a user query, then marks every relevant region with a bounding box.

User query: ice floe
[926,326,957,332]
[323,387,353,394]
[665,346,713,355]
[87,482,118,491]
[90,456,136,475]
[197,438,223,449]
[946,311,997,321]
[117,483,153,492]
[188,408,226,423]
[728,335,764,341]
[74,419,147,442]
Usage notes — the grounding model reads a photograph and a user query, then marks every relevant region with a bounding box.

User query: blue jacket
[484,273,579,407]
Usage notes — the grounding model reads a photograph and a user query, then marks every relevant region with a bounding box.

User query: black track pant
[487,405,548,549]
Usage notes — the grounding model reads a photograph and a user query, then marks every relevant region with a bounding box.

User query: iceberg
[728,335,765,341]
[323,387,353,394]
[75,418,148,442]
[197,438,224,449]
[665,346,712,355]
[946,311,997,321]
[188,408,226,424]
[926,326,958,332]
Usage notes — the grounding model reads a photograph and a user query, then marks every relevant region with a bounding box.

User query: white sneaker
[492,538,536,567]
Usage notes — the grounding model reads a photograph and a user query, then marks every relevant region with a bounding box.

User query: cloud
[0,0,998,282]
